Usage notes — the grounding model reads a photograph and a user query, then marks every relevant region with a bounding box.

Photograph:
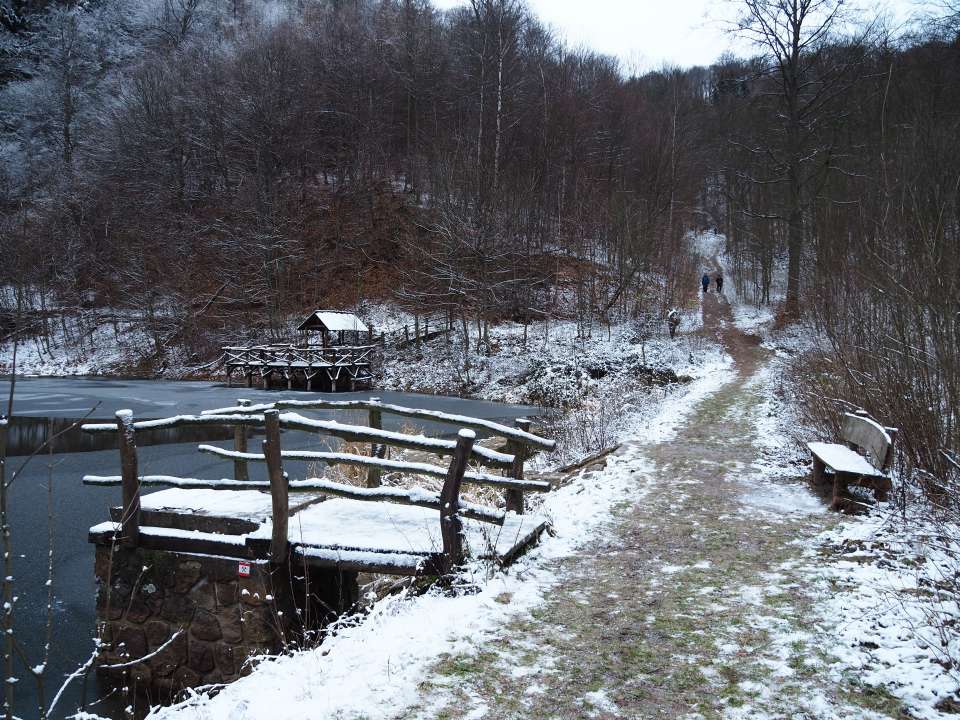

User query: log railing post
[263,409,288,564]
[116,410,141,545]
[504,418,531,514]
[439,429,475,574]
[367,397,383,488]
[884,427,898,471]
[233,399,251,480]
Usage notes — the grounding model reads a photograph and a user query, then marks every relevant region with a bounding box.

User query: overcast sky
[431,0,929,72]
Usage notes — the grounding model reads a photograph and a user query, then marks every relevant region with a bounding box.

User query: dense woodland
[0,0,958,491]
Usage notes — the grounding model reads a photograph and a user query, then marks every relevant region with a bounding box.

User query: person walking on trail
[715,273,724,293]
[667,309,681,339]
[701,273,710,294]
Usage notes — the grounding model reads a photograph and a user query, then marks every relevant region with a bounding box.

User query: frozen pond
[0,377,539,718]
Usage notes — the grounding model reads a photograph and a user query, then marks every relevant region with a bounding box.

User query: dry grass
[304,421,513,509]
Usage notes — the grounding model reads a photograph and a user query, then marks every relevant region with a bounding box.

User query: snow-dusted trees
[730,0,851,317]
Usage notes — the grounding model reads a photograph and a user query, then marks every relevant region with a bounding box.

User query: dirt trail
[411,274,903,719]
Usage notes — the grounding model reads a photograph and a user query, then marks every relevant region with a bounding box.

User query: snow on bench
[295,546,431,575]
[88,489,547,574]
[807,442,883,477]
[252,497,546,564]
[140,488,274,516]
[808,411,897,510]
[84,474,502,524]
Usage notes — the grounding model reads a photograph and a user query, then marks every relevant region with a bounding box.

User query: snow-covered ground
[811,500,960,718]
[377,314,709,405]
[0,311,204,377]
[732,288,960,720]
[148,349,735,720]
[0,313,139,376]
[25,231,957,719]
[146,258,960,719]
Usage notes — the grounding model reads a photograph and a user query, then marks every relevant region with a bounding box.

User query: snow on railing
[81,394,551,573]
[83,475,271,490]
[196,445,551,492]
[200,397,556,450]
[288,478,505,525]
[82,412,514,468]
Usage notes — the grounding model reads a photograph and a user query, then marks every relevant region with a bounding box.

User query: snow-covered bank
[377,314,709,405]
[0,310,205,378]
[147,353,735,720]
[736,313,960,719]
[812,500,960,718]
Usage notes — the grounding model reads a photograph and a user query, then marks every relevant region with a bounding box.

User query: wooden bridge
[222,344,377,391]
[81,398,556,694]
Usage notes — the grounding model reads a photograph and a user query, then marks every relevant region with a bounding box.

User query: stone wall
[94,544,358,703]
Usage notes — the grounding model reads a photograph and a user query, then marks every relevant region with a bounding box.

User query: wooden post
[415,315,421,356]
[404,325,409,343]
[505,418,531,514]
[367,397,383,488]
[884,427,898,471]
[246,372,253,389]
[263,409,288,563]
[811,456,826,486]
[833,472,849,512]
[233,399,251,481]
[439,429,475,574]
[116,410,141,545]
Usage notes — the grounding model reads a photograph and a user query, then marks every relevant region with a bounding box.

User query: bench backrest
[841,413,894,471]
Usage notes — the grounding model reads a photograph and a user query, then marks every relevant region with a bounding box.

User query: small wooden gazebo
[297,310,372,347]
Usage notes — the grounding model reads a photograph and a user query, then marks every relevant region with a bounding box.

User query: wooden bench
[808,411,897,510]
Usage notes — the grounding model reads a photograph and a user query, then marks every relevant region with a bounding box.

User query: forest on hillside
[0,0,958,490]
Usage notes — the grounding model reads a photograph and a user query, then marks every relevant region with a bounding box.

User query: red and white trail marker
[238,561,251,577]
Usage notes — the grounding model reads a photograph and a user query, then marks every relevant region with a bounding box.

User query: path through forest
[411,272,903,719]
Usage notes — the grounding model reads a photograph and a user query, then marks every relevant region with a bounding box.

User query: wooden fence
[222,344,377,390]
[81,398,555,574]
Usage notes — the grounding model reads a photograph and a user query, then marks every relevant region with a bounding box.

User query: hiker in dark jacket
[701,274,710,293]
[715,274,724,293]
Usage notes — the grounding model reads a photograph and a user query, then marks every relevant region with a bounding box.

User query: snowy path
[405,291,906,719]
[152,270,957,720]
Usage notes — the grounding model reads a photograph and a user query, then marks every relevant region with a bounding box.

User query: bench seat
[807,442,884,477]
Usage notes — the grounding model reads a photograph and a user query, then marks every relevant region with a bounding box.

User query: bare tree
[732,0,848,316]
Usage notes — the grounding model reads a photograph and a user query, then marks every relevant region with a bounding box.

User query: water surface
[0,377,537,718]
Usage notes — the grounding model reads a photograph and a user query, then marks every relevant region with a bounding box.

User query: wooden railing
[222,344,378,390]
[222,344,377,368]
[81,398,555,574]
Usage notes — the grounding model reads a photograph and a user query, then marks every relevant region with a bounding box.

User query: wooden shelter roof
[297,311,369,333]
